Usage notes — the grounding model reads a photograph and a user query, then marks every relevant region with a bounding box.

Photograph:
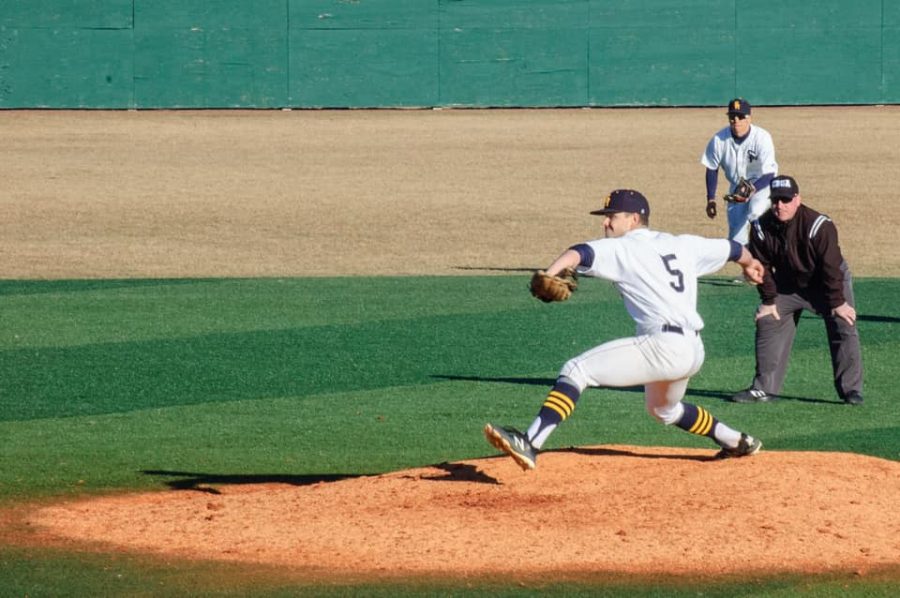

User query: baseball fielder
[485,189,765,471]
[702,98,778,245]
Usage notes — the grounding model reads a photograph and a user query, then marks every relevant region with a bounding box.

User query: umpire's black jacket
[748,204,848,309]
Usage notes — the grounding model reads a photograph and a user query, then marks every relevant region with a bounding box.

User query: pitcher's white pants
[559,331,705,424]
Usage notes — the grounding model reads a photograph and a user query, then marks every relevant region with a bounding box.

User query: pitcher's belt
[661,324,698,336]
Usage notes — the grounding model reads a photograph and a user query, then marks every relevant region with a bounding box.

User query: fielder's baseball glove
[530,268,578,303]
[723,177,755,203]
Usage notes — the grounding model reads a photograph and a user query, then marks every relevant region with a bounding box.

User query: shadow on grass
[792,313,896,323]
[858,314,900,323]
[689,388,847,405]
[431,374,556,387]
[141,470,369,494]
[564,446,715,462]
[433,374,846,405]
[452,266,537,273]
[0,278,219,297]
[432,374,643,394]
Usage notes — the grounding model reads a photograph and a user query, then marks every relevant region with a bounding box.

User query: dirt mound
[17,445,899,581]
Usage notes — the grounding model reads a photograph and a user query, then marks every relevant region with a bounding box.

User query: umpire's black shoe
[730,388,778,403]
[843,391,864,406]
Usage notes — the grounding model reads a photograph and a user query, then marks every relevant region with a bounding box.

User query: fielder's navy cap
[727,98,751,116]
[590,189,650,216]
[769,175,799,199]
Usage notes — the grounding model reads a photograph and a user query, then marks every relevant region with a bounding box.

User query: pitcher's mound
[22,445,900,580]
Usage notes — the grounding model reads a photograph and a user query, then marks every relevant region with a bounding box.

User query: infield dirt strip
[0,106,898,278]
[3,108,900,579]
[22,447,900,578]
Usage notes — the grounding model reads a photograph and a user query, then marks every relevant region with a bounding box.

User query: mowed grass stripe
[0,276,896,505]
[0,277,633,421]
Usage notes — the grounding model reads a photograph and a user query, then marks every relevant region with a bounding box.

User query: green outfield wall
[1,0,898,108]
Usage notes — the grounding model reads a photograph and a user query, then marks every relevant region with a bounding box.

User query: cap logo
[772,180,791,189]
[603,195,612,208]
[732,100,740,110]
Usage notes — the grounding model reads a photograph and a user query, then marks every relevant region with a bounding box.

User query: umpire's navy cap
[727,98,751,116]
[769,175,800,199]
[590,189,650,216]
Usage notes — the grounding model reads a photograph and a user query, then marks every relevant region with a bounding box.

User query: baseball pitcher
[485,189,765,471]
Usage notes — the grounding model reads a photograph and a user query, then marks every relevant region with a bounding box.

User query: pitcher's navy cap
[769,175,799,199]
[727,98,751,116]
[590,189,650,216]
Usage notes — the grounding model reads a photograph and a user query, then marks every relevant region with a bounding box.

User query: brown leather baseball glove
[530,268,578,303]
[723,177,756,203]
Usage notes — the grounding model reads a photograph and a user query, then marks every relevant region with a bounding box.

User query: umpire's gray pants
[752,267,863,400]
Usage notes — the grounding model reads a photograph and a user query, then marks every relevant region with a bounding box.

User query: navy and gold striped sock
[541,380,580,424]
[527,380,581,449]
[675,402,718,438]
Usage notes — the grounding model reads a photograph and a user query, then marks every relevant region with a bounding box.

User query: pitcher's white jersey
[701,125,778,196]
[578,228,734,334]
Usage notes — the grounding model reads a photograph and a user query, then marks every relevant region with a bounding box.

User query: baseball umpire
[730,175,864,405]
[701,98,778,245]
[484,189,766,471]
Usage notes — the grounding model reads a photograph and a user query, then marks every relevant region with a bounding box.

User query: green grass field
[2,276,898,596]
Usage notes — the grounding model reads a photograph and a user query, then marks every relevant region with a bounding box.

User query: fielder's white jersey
[578,228,733,335]
[701,125,778,194]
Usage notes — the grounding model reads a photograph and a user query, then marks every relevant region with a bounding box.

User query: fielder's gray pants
[752,266,863,400]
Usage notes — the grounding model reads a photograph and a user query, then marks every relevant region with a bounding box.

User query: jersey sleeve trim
[570,243,595,268]
[726,240,743,262]
[753,172,775,191]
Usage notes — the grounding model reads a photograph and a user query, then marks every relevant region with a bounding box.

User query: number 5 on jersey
[661,254,685,292]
